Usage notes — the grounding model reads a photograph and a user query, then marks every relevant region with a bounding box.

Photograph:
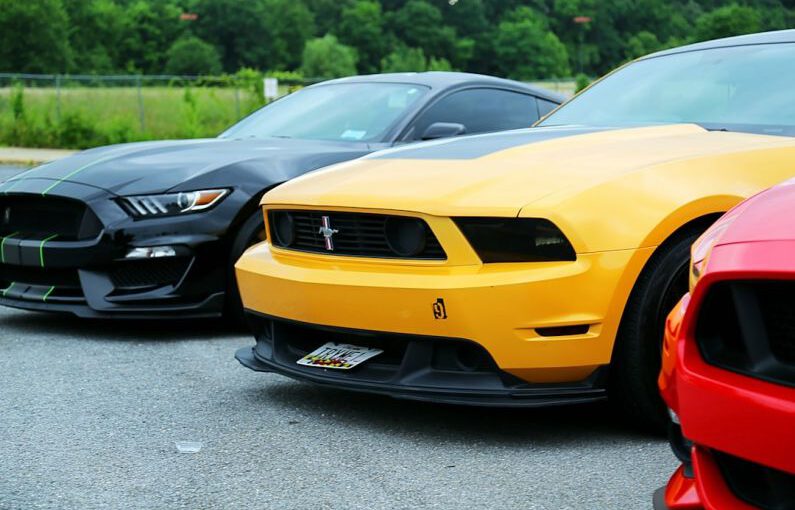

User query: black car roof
[645,29,795,59]
[313,71,565,103]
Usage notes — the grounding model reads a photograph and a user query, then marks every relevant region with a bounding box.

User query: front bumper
[0,183,235,318]
[236,312,607,406]
[235,241,648,386]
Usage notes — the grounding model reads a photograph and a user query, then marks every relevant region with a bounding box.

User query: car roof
[312,71,565,103]
[645,29,795,60]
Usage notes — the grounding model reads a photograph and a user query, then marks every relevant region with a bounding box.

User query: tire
[224,210,268,327]
[609,225,704,433]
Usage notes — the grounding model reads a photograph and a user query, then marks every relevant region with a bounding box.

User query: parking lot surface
[0,165,676,509]
[0,307,676,510]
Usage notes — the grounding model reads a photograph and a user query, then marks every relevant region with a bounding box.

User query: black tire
[224,211,268,327]
[609,225,704,433]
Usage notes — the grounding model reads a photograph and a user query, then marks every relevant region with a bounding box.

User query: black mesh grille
[714,451,795,510]
[696,280,795,387]
[269,210,445,260]
[0,194,102,241]
[110,258,191,290]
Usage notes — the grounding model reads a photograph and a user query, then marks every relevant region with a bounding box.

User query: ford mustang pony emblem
[318,216,339,251]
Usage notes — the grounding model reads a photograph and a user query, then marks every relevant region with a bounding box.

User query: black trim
[236,310,608,407]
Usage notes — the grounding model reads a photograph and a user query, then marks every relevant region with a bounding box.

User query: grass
[0,85,267,149]
[0,81,573,150]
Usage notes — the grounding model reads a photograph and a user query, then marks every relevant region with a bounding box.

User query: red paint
[658,181,795,509]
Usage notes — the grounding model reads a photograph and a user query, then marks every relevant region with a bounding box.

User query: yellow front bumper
[236,242,650,384]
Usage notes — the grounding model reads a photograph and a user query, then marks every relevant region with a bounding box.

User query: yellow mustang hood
[263,124,788,217]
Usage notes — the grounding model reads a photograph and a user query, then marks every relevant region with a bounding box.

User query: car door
[401,88,545,142]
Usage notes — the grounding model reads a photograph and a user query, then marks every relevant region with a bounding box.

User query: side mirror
[420,122,467,141]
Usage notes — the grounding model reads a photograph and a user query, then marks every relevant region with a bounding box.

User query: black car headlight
[119,189,229,218]
[454,217,576,263]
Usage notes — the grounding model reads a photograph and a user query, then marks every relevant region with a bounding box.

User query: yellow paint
[237,125,795,383]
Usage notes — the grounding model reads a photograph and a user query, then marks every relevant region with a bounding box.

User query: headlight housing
[454,217,576,263]
[689,214,737,289]
[119,189,229,218]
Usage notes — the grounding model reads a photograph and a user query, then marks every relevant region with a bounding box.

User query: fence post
[136,75,145,132]
[234,86,241,119]
[55,74,61,123]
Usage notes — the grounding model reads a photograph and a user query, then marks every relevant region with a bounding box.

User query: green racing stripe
[42,286,55,302]
[1,282,14,297]
[39,234,59,267]
[0,232,19,264]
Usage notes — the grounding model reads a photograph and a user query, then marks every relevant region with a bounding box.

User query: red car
[656,180,795,510]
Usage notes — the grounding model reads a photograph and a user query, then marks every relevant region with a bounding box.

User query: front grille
[0,194,102,241]
[269,210,446,260]
[696,280,795,387]
[110,258,191,290]
[714,451,795,510]
[0,263,83,301]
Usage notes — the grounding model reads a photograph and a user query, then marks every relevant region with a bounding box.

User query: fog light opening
[125,246,177,259]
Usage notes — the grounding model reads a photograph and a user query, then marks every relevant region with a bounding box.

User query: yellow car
[235,31,795,430]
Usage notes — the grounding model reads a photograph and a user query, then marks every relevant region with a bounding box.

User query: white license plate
[297,342,383,370]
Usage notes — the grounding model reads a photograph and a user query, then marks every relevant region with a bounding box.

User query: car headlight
[119,189,229,218]
[689,216,736,289]
[453,217,576,263]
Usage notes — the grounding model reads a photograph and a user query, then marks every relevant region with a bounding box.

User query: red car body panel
[658,181,795,509]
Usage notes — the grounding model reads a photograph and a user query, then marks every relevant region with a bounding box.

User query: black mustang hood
[22,137,373,196]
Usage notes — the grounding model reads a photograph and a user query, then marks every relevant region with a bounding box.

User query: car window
[537,99,558,118]
[540,43,795,136]
[409,88,542,140]
[221,83,429,143]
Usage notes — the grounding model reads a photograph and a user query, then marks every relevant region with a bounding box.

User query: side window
[409,88,543,140]
[537,98,558,118]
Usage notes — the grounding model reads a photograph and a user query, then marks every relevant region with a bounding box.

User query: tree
[388,0,458,62]
[0,0,71,73]
[695,4,763,41]
[63,0,124,73]
[625,31,663,60]
[301,35,358,78]
[263,0,316,70]
[117,0,184,73]
[338,1,386,74]
[492,7,571,80]
[380,46,453,72]
[165,36,223,75]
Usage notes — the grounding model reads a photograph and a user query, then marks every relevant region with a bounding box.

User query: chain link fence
[0,73,575,149]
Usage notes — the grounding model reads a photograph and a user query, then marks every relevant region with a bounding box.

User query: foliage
[0,0,793,81]
[574,73,590,93]
[301,35,358,78]
[165,36,223,75]
[492,7,571,80]
[381,47,452,73]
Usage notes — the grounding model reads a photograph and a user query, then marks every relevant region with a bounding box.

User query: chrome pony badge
[318,215,339,251]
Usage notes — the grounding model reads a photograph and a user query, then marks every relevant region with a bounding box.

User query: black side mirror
[420,122,467,141]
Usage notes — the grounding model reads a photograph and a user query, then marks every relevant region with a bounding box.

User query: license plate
[297,342,383,370]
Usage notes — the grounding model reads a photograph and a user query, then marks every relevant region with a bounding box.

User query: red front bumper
[657,241,795,509]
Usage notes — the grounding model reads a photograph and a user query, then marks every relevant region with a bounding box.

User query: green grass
[0,86,267,149]
[0,81,573,150]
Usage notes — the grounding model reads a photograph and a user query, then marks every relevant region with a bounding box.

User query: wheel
[224,210,268,327]
[609,226,703,433]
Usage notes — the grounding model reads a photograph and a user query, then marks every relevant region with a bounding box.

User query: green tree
[165,36,223,75]
[625,31,663,60]
[0,0,71,73]
[388,0,458,62]
[264,0,316,69]
[338,1,386,74]
[301,35,358,78]
[118,0,184,73]
[381,46,452,72]
[63,0,124,73]
[492,7,571,80]
[695,4,762,41]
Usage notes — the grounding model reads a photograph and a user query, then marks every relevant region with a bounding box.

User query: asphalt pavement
[0,164,676,509]
[0,305,676,510]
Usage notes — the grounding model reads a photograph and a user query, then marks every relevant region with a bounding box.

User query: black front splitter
[235,346,608,408]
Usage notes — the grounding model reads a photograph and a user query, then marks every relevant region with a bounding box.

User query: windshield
[540,43,795,136]
[221,83,429,142]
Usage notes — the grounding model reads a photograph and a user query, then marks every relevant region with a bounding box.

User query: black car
[0,72,562,320]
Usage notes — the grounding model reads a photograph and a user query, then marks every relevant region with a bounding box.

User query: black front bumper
[0,183,233,318]
[236,312,608,407]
